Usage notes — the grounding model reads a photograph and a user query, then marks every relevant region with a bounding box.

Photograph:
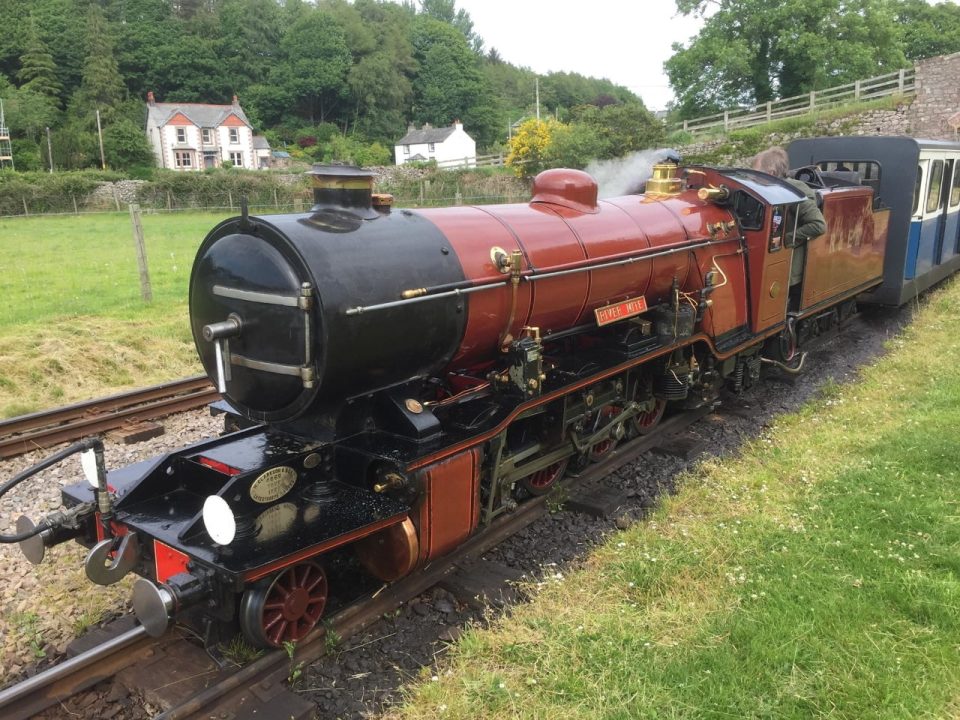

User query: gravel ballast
[0,306,908,718]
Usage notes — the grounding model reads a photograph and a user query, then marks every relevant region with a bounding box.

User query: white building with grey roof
[394,121,476,168]
[145,92,266,171]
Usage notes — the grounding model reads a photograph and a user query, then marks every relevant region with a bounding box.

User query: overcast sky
[456,0,959,112]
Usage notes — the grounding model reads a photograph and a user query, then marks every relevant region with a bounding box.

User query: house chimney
[423,122,432,130]
[232,94,239,107]
[147,91,155,106]
[453,119,461,127]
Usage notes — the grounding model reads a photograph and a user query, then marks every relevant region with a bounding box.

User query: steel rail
[0,376,219,459]
[0,625,153,720]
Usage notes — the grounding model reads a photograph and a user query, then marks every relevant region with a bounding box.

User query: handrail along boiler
[8,152,891,648]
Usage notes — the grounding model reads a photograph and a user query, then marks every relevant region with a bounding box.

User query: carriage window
[952,162,960,208]
[912,166,923,215]
[926,160,944,213]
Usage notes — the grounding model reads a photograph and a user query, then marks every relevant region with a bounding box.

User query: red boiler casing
[418,169,745,367]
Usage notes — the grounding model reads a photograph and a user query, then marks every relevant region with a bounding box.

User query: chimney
[407,123,416,133]
[147,91,155,106]
[453,119,461,128]
[232,94,239,107]
[306,164,378,220]
[423,122,432,130]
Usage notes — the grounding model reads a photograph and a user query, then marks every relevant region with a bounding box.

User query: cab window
[734,191,764,230]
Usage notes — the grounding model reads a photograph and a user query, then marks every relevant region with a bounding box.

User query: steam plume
[586,148,680,198]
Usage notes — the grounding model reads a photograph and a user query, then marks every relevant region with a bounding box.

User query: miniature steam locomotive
[7,143,910,649]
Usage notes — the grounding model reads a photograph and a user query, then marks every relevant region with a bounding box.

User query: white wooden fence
[433,152,505,170]
[675,68,916,136]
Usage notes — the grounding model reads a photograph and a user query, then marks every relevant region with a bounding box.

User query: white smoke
[586,148,680,199]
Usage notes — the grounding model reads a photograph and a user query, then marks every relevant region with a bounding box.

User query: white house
[394,121,476,167]
[253,136,272,169]
[145,92,264,171]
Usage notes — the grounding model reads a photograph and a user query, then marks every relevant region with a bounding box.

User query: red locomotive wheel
[520,459,569,496]
[588,406,621,461]
[633,398,666,435]
[240,561,328,648]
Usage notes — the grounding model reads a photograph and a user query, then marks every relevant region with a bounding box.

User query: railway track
[0,376,219,459]
[0,404,711,720]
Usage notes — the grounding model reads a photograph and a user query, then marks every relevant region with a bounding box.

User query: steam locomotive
[10,137,940,650]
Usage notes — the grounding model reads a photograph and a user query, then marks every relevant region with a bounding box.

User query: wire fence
[0,190,531,219]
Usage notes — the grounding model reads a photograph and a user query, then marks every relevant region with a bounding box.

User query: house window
[229,128,239,144]
[428,143,435,153]
[202,128,213,145]
[174,151,192,168]
[230,151,243,166]
[403,145,410,155]
[176,127,186,144]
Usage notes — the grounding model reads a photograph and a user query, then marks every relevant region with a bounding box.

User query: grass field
[0,211,231,416]
[393,282,960,719]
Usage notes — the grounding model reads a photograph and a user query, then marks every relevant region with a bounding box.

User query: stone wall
[908,52,960,140]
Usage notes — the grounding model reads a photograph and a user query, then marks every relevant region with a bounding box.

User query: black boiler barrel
[189,210,468,422]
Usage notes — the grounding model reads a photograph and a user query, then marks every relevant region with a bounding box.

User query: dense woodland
[0,0,958,173]
[0,0,652,172]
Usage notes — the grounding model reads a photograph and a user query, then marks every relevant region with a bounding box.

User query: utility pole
[535,77,541,121]
[96,109,106,170]
[45,127,53,173]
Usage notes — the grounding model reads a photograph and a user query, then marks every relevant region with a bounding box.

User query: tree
[74,4,127,122]
[666,0,906,118]
[276,9,351,124]
[419,0,483,53]
[894,0,960,61]
[507,117,561,178]
[411,16,499,146]
[574,103,666,159]
[547,122,606,169]
[218,0,282,90]
[102,118,155,169]
[17,18,62,105]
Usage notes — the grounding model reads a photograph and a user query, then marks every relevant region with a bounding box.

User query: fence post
[72,195,78,215]
[723,111,729,131]
[112,186,121,211]
[683,119,688,132]
[166,191,172,211]
[854,79,861,100]
[273,188,279,208]
[21,197,28,216]
[228,190,233,210]
[809,91,816,110]
[898,68,905,93]
[129,203,153,303]
[766,101,772,123]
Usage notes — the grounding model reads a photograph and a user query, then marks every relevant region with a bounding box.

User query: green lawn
[394,282,960,719]
[0,211,230,416]
[0,211,230,325]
